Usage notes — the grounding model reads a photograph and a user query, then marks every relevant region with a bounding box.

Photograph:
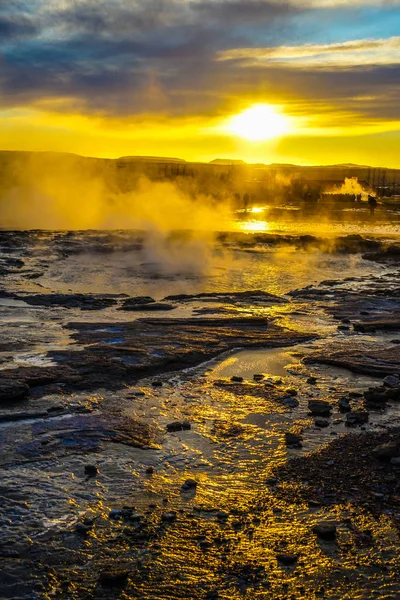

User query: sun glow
[227,104,290,141]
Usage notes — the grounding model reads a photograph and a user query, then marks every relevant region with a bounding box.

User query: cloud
[218,36,400,68]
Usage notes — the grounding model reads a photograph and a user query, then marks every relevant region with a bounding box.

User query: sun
[227,104,289,141]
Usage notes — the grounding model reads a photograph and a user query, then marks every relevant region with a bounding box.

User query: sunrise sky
[1,0,400,167]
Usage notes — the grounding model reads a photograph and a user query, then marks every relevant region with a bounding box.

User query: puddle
[210,347,300,380]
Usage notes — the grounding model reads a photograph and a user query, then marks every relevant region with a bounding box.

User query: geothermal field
[1,164,400,599]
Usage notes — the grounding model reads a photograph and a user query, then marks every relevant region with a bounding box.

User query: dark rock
[312,523,337,541]
[161,511,177,522]
[277,553,298,566]
[285,388,298,396]
[285,432,303,447]
[338,397,351,412]
[99,570,130,587]
[308,400,332,416]
[307,377,317,385]
[152,380,163,387]
[231,376,244,383]
[76,522,93,535]
[314,417,329,428]
[383,375,400,388]
[217,511,229,520]
[283,397,299,408]
[346,411,369,427]
[0,380,30,403]
[372,442,399,461]
[181,479,198,491]
[205,591,219,600]
[84,464,99,477]
[166,421,191,432]
[253,374,264,382]
[120,302,176,312]
[146,466,154,474]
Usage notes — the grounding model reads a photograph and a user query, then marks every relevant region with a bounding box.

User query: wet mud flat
[1,230,400,599]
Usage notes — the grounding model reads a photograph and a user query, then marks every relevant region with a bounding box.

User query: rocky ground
[1,230,400,599]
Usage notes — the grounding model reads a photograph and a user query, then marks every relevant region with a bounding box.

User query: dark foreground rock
[276,428,400,518]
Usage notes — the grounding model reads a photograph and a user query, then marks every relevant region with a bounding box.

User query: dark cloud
[0,0,399,124]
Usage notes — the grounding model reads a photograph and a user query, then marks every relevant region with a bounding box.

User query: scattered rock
[314,417,329,428]
[0,380,30,403]
[283,397,299,408]
[99,570,130,587]
[277,553,298,566]
[285,388,298,396]
[146,466,154,475]
[231,376,244,383]
[383,375,400,388]
[161,511,177,523]
[166,421,191,432]
[285,432,303,447]
[338,397,351,412]
[253,374,264,382]
[372,442,399,461]
[308,400,332,416]
[84,464,99,477]
[312,523,337,541]
[346,411,369,427]
[181,479,198,491]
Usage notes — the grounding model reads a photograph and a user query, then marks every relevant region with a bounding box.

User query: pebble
[346,411,369,427]
[312,523,337,541]
[166,421,191,432]
[109,509,123,519]
[308,400,332,416]
[152,380,163,387]
[285,432,303,447]
[161,511,177,522]
[285,388,298,396]
[383,375,400,388]
[99,570,130,587]
[277,553,298,566]
[181,479,198,491]
[314,417,329,428]
[283,397,299,408]
[84,464,98,477]
[217,511,229,520]
[307,377,318,385]
[253,374,264,382]
[231,376,244,383]
[338,397,351,412]
[146,466,154,474]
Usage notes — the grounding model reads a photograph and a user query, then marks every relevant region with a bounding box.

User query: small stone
[166,421,191,432]
[152,380,163,387]
[84,465,98,477]
[285,432,303,447]
[307,377,317,385]
[253,374,264,382]
[338,397,351,412]
[161,511,177,522]
[231,376,243,383]
[146,466,154,475]
[314,417,329,428]
[285,388,298,396]
[277,553,298,566]
[373,442,399,461]
[308,400,332,416]
[109,509,123,519]
[283,397,299,408]
[76,522,93,534]
[337,325,350,331]
[99,570,129,587]
[181,479,198,491]
[312,523,337,541]
[346,411,369,427]
[217,511,229,520]
[383,375,400,388]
